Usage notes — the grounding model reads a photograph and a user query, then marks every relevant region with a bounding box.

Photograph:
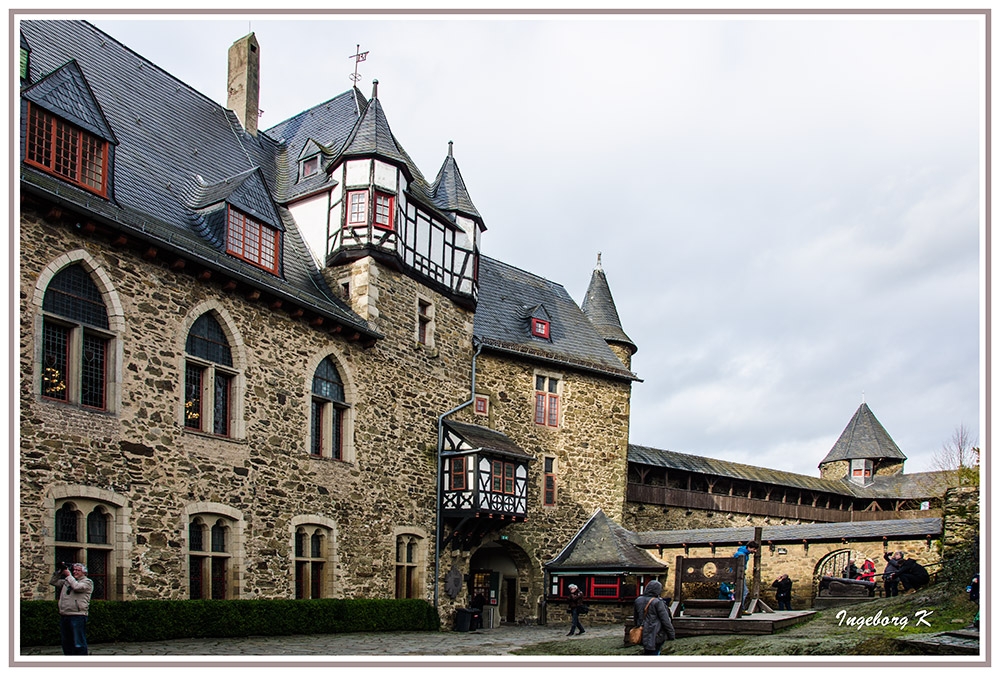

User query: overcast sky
[75,11,983,477]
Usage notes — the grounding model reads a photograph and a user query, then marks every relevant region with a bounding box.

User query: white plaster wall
[288,193,329,267]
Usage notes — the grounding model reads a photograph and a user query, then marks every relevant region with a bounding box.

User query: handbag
[578,605,590,614]
[625,597,656,646]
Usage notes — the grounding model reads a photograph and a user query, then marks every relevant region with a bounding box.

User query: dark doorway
[504,577,516,622]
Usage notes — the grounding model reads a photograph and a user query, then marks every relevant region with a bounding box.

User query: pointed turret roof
[819,403,907,467]
[431,141,482,223]
[581,254,636,354]
[545,510,666,572]
[337,80,412,176]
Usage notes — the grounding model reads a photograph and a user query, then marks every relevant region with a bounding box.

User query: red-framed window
[226,207,280,275]
[534,375,559,427]
[491,460,517,494]
[543,457,556,506]
[374,192,394,230]
[347,191,368,225]
[449,457,467,490]
[474,395,489,416]
[25,103,108,197]
[590,576,621,599]
[530,318,550,338]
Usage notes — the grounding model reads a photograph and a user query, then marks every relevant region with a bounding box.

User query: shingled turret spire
[819,402,906,483]
[582,253,636,369]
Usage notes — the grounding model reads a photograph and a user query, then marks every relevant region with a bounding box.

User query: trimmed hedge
[20,598,440,646]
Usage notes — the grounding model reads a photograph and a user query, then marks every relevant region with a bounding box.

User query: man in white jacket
[49,562,94,655]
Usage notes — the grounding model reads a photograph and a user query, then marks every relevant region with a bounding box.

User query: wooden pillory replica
[671,527,775,620]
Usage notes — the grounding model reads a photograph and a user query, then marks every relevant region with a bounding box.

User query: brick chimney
[227,33,259,136]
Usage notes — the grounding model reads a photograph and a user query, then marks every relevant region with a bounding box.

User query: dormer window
[850,459,873,484]
[25,104,107,197]
[226,206,280,275]
[300,155,320,179]
[531,318,550,339]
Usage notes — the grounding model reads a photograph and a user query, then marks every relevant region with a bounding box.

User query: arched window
[184,313,235,436]
[394,533,424,599]
[311,357,347,459]
[294,526,330,599]
[188,515,233,599]
[53,500,115,600]
[40,264,111,409]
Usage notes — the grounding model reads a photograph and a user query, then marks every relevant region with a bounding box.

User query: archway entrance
[469,540,532,626]
[813,547,879,597]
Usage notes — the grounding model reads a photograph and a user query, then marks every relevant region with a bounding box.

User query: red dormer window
[531,318,550,338]
[226,207,280,275]
[25,104,108,197]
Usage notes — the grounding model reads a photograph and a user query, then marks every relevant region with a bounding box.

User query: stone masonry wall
[624,502,819,533]
[452,353,633,622]
[942,486,979,559]
[645,536,941,610]
[20,207,475,602]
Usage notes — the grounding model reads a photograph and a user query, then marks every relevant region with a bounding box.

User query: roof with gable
[628,444,952,500]
[443,420,533,461]
[547,512,941,572]
[19,19,377,339]
[820,403,907,466]
[545,510,667,572]
[475,256,638,381]
[23,59,117,143]
[581,254,636,354]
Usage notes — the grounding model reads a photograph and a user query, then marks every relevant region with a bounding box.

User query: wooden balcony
[626,483,938,522]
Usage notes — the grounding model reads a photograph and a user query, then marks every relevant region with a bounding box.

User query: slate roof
[430,142,482,222]
[20,20,377,339]
[820,403,907,465]
[443,420,533,461]
[546,510,667,572]
[634,518,943,547]
[581,254,636,353]
[628,445,953,500]
[475,256,638,381]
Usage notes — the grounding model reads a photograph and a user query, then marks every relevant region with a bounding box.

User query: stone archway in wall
[812,547,869,596]
[468,540,534,626]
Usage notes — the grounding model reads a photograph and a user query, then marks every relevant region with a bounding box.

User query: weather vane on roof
[349,44,369,84]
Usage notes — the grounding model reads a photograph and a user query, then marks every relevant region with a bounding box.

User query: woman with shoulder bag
[633,580,675,655]
[566,584,587,636]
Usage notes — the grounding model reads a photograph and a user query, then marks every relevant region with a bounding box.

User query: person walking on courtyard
[883,551,904,597]
[49,562,94,655]
[771,574,793,611]
[859,557,877,582]
[566,583,586,636]
[634,579,675,655]
[894,555,930,594]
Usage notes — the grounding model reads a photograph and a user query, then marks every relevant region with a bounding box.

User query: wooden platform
[672,610,816,637]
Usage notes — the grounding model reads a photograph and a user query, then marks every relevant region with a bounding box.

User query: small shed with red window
[440,420,533,549]
[545,509,667,618]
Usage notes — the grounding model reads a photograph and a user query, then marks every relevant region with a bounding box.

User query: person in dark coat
[842,560,859,580]
[633,579,675,655]
[883,551,904,597]
[470,592,487,630]
[895,556,930,594]
[566,584,586,636]
[771,574,793,611]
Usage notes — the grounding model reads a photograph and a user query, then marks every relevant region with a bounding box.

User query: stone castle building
[18,20,963,624]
